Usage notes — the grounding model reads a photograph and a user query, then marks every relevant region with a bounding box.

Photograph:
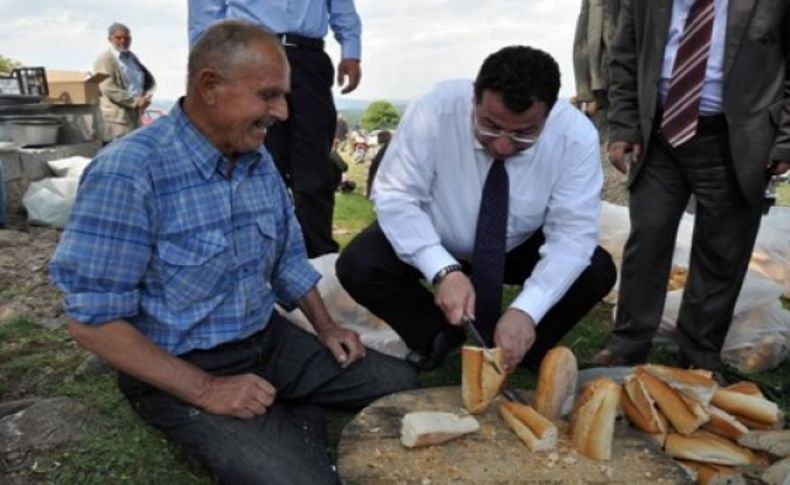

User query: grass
[1,150,788,483]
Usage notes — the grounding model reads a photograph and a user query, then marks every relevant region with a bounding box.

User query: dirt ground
[0,223,65,329]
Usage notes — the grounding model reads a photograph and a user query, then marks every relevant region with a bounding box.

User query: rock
[0,397,91,455]
[74,354,110,378]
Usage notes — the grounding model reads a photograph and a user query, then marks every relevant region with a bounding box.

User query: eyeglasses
[473,116,539,147]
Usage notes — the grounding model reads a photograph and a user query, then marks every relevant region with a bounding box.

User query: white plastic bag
[277,253,409,359]
[22,177,80,228]
[749,206,790,298]
[654,272,790,373]
[46,156,91,178]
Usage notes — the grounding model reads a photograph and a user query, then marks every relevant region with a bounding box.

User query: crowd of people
[51,0,788,481]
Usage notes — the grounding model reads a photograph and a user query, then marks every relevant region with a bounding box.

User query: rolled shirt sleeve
[50,166,154,324]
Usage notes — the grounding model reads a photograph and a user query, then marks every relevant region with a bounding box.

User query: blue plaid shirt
[50,101,320,355]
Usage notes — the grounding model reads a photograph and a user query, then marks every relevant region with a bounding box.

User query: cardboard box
[46,70,108,105]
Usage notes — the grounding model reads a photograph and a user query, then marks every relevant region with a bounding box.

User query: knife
[460,315,503,375]
[460,316,527,404]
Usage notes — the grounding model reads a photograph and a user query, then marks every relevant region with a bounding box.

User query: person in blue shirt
[50,21,416,483]
[188,0,363,259]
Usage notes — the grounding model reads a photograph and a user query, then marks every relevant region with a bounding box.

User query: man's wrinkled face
[212,41,290,158]
[474,90,548,159]
[109,30,132,52]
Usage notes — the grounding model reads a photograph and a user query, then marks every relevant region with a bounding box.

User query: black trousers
[265,46,339,257]
[336,222,616,368]
[118,313,417,484]
[610,120,763,370]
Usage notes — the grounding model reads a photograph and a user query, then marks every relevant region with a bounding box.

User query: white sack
[277,253,409,359]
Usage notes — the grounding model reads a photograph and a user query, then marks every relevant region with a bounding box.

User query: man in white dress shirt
[337,46,616,372]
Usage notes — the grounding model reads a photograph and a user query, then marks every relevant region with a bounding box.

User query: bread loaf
[637,367,709,435]
[499,401,557,452]
[725,381,764,398]
[641,364,718,406]
[569,378,621,460]
[621,373,667,434]
[665,430,756,466]
[400,411,480,448]
[737,430,790,457]
[462,346,506,414]
[534,346,578,420]
[710,388,780,427]
[703,405,749,441]
[676,460,745,485]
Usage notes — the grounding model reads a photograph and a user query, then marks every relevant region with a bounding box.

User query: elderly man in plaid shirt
[50,20,416,484]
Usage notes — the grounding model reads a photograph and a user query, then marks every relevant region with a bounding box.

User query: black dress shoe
[405,328,465,371]
[580,348,635,369]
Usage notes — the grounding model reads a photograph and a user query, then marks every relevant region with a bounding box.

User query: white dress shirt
[659,0,728,115]
[373,80,602,324]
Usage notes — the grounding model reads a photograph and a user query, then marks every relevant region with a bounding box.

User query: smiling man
[50,21,416,483]
[337,46,616,373]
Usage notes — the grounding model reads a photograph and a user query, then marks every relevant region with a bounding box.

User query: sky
[0,0,583,106]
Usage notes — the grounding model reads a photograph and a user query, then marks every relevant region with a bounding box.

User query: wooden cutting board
[338,386,690,484]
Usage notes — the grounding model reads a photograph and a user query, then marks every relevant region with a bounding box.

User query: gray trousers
[118,313,418,484]
[609,122,763,370]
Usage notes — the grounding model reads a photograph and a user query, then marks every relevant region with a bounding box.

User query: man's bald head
[187,20,286,94]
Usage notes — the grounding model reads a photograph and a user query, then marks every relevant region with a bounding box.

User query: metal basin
[0,116,61,147]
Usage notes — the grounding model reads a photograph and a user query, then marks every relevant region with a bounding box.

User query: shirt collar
[170,99,263,180]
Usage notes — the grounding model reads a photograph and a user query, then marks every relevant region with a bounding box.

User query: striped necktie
[660,0,715,147]
[471,159,509,344]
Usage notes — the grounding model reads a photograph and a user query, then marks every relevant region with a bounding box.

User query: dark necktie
[471,159,509,344]
[660,0,715,147]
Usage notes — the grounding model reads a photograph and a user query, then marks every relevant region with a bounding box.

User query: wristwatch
[431,264,463,286]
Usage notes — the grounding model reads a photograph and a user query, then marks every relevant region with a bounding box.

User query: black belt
[656,105,728,137]
[278,33,324,50]
[695,113,727,135]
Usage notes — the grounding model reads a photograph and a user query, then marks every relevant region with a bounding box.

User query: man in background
[94,22,156,141]
[188,0,363,258]
[588,0,790,371]
[571,0,620,135]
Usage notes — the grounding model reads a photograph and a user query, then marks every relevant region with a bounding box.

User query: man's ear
[196,69,224,106]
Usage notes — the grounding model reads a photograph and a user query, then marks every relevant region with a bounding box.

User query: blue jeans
[118,313,417,484]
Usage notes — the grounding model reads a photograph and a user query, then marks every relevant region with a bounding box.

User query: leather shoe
[581,348,633,369]
[405,328,465,371]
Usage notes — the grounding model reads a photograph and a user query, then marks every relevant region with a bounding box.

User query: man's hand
[768,159,790,176]
[337,58,361,94]
[584,99,598,116]
[433,271,475,326]
[493,309,536,372]
[317,325,366,368]
[195,374,276,419]
[608,141,643,174]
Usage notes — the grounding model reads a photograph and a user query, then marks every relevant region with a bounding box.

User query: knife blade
[461,315,527,403]
[461,315,504,376]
